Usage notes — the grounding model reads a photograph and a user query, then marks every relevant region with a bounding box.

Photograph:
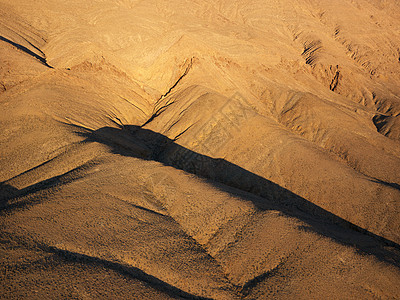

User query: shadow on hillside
[0,35,53,68]
[0,183,19,208]
[45,245,213,300]
[75,124,400,267]
[0,165,88,213]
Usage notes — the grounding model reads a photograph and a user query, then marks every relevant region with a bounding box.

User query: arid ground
[1,0,400,298]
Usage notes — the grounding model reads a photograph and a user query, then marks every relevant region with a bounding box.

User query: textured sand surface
[1,0,400,298]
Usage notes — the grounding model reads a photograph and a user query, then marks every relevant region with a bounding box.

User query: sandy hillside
[1,0,400,298]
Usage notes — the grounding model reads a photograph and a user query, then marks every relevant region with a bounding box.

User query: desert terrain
[1,0,400,298]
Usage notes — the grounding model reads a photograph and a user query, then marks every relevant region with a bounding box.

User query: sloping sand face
[1,0,400,298]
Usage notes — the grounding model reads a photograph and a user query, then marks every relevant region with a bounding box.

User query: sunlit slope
[1,0,400,299]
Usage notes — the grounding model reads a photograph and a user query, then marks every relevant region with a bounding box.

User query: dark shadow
[372,113,389,133]
[43,245,212,299]
[75,125,400,268]
[0,35,53,68]
[370,178,400,192]
[0,164,91,213]
[0,183,19,207]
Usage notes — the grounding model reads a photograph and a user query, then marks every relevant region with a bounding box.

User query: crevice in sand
[301,39,323,66]
[329,70,340,91]
[0,82,6,93]
[0,35,53,68]
[173,124,195,141]
[141,100,176,127]
[141,58,194,127]
[156,58,194,105]
[372,113,389,133]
